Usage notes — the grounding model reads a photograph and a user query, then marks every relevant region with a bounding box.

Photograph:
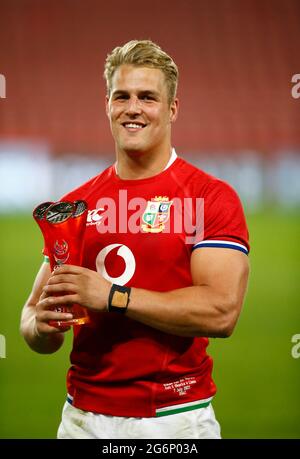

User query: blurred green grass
[0,210,299,438]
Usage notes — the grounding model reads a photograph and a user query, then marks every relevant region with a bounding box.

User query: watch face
[112,290,129,309]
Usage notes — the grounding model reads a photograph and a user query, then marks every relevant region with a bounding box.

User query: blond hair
[104,40,178,104]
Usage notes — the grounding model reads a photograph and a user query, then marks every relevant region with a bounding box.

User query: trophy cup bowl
[33,200,90,327]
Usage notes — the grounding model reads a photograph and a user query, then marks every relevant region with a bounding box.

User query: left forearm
[126,285,239,338]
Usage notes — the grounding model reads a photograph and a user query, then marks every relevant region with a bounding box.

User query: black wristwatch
[107,284,131,313]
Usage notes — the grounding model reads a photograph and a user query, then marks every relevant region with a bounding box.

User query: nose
[125,96,142,116]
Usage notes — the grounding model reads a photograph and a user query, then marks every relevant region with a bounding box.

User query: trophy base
[49,305,90,328]
[49,316,90,328]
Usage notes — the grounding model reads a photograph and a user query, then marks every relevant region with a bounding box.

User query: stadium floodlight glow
[33,200,90,327]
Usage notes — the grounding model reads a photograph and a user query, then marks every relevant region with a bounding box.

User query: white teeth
[124,123,144,129]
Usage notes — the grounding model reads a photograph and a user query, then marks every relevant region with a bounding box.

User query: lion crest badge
[141,196,173,233]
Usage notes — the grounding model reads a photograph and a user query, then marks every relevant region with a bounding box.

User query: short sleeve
[42,247,49,258]
[193,179,250,255]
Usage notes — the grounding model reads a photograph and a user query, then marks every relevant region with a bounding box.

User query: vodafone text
[87,191,204,244]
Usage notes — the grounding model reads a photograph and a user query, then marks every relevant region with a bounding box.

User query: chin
[121,143,146,155]
[124,148,145,156]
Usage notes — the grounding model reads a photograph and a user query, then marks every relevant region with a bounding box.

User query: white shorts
[57,401,221,439]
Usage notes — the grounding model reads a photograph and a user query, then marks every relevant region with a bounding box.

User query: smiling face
[106,65,178,158]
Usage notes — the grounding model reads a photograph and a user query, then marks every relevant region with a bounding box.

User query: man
[20,40,250,439]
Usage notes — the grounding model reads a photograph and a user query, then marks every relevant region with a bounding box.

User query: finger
[39,290,48,301]
[52,265,84,276]
[43,283,78,294]
[35,311,73,334]
[37,309,74,323]
[36,321,71,335]
[38,294,79,308]
[47,273,78,285]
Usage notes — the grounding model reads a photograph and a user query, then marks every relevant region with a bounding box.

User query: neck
[115,146,173,180]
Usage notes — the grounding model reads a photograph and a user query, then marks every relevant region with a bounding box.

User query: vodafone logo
[96,244,136,285]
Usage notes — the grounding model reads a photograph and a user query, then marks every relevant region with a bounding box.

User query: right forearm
[20,308,64,354]
[20,262,65,353]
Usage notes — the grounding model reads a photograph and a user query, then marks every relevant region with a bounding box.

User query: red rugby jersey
[47,156,249,417]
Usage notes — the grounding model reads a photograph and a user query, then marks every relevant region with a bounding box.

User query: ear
[169,98,179,123]
[105,95,110,117]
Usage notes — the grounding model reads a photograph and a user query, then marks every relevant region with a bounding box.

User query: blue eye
[142,95,154,101]
[113,94,129,101]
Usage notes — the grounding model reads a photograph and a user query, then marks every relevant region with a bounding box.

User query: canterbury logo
[87,208,104,225]
[96,244,136,285]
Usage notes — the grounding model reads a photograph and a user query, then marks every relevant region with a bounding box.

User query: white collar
[163,148,177,170]
[115,148,177,176]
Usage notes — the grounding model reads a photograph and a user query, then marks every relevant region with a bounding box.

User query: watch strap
[108,284,131,313]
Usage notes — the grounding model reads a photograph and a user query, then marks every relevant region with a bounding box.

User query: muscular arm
[127,248,249,337]
[41,247,249,338]
[20,262,72,354]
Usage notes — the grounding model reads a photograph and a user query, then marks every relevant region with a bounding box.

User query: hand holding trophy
[33,200,90,327]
